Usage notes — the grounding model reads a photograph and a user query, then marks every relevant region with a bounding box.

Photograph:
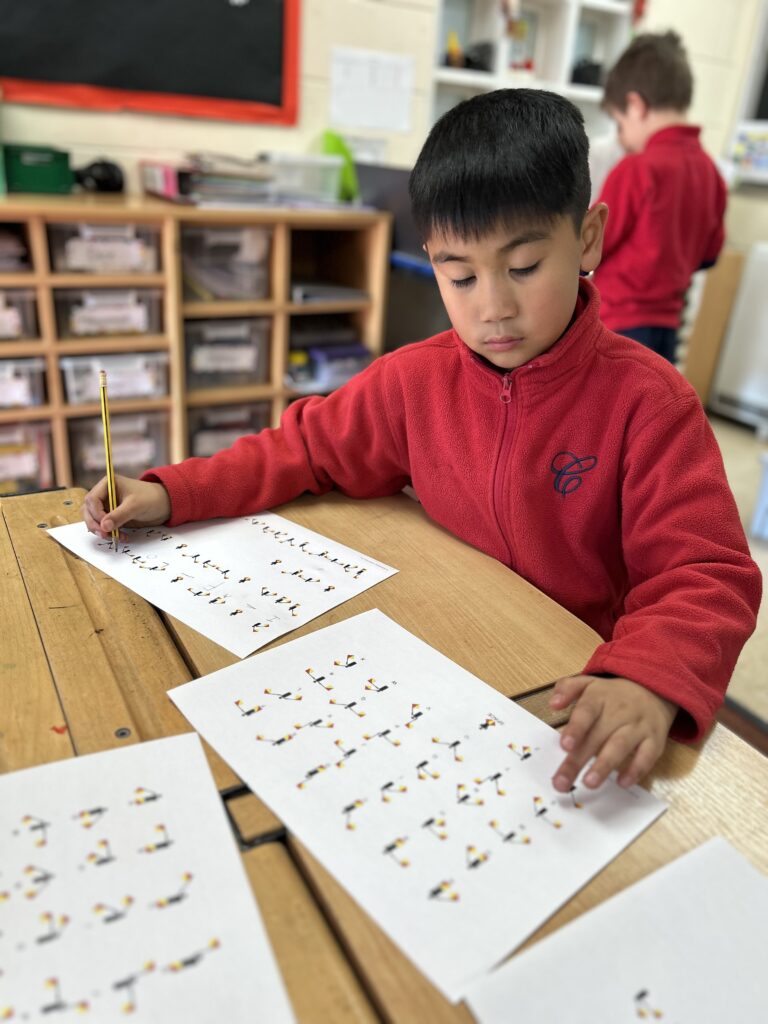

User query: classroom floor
[709,415,768,741]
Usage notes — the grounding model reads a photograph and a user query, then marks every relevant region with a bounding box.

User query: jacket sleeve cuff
[140,464,197,527]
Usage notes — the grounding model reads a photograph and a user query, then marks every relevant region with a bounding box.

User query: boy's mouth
[485,336,524,351]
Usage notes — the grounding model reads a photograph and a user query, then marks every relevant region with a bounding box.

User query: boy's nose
[480,291,518,324]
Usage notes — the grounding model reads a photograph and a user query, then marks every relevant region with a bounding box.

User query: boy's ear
[626,90,649,119]
[580,204,608,274]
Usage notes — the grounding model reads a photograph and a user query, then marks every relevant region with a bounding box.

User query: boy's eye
[450,275,475,289]
[510,262,540,278]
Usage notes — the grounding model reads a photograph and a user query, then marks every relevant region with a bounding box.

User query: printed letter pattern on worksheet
[48,513,397,658]
[169,610,666,1002]
[0,735,294,1023]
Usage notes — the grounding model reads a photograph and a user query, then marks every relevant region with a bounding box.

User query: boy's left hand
[549,675,677,792]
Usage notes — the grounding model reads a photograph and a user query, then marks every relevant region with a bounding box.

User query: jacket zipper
[492,372,515,565]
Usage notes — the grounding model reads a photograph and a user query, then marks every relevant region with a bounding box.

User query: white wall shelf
[431,0,632,133]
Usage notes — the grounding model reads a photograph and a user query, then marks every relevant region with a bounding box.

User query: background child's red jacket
[593,125,726,331]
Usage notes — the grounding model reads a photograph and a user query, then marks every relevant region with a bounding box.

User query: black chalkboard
[0,0,297,122]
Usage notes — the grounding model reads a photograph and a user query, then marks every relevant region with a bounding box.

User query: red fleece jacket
[592,125,726,332]
[145,281,760,742]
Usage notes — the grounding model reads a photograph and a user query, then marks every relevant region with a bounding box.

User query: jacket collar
[645,124,701,149]
[452,277,605,387]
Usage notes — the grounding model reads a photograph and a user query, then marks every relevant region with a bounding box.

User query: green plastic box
[3,144,74,194]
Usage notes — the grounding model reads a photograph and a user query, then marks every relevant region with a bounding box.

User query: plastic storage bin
[188,404,270,458]
[54,289,163,337]
[185,318,270,389]
[0,421,54,495]
[0,357,46,408]
[0,289,38,340]
[48,223,161,274]
[0,224,31,271]
[181,226,271,301]
[69,411,169,489]
[60,352,169,404]
[306,343,371,391]
[264,153,343,203]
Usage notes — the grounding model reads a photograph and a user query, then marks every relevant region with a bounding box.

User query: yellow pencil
[99,370,119,550]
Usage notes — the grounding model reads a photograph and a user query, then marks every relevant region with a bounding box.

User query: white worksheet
[0,734,294,1023]
[168,610,666,1002]
[465,837,768,1024]
[49,512,397,658]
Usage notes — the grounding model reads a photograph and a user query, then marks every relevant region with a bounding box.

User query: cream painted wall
[641,0,764,158]
[0,0,439,191]
[1,0,766,232]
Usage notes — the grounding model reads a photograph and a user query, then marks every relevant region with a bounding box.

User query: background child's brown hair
[603,30,693,113]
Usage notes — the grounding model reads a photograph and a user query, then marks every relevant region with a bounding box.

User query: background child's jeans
[618,326,678,363]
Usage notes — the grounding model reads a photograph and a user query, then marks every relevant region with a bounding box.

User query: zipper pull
[500,373,512,404]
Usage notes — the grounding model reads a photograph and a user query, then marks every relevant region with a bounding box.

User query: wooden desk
[1,487,598,837]
[2,488,766,1023]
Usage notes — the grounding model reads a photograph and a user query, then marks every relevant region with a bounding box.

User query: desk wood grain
[243,842,379,1023]
[0,506,74,771]
[0,489,239,789]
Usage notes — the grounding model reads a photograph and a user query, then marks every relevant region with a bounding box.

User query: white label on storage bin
[194,429,247,457]
[110,416,148,435]
[199,406,252,426]
[108,369,156,398]
[0,449,38,479]
[83,437,156,471]
[237,229,270,263]
[84,291,138,306]
[201,229,244,247]
[200,322,251,342]
[0,377,32,407]
[80,225,136,240]
[192,344,258,373]
[0,427,25,445]
[72,303,148,335]
[0,307,22,338]
[66,237,146,273]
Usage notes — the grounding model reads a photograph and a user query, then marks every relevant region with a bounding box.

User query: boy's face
[425,209,606,372]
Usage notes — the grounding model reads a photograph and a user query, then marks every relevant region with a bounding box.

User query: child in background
[591,31,727,362]
[84,90,760,798]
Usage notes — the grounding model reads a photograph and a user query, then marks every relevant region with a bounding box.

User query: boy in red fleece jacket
[592,31,727,362]
[84,90,760,799]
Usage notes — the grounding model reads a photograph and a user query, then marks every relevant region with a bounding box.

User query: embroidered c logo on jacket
[550,451,597,496]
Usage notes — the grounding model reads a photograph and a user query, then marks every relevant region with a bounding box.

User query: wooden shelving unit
[0,194,391,490]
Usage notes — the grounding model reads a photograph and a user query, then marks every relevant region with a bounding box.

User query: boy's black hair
[409,89,591,243]
[603,31,693,113]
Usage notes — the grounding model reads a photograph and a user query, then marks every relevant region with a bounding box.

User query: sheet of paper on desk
[168,609,666,1003]
[48,512,397,658]
[0,734,294,1023]
[465,837,768,1023]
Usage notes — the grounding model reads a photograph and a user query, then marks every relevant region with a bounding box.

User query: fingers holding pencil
[83,475,172,539]
[98,370,120,548]
[88,371,171,541]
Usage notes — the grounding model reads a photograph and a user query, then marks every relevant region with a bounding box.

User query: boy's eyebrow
[431,231,551,264]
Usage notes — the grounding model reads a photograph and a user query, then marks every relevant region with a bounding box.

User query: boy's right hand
[83,475,171,539]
